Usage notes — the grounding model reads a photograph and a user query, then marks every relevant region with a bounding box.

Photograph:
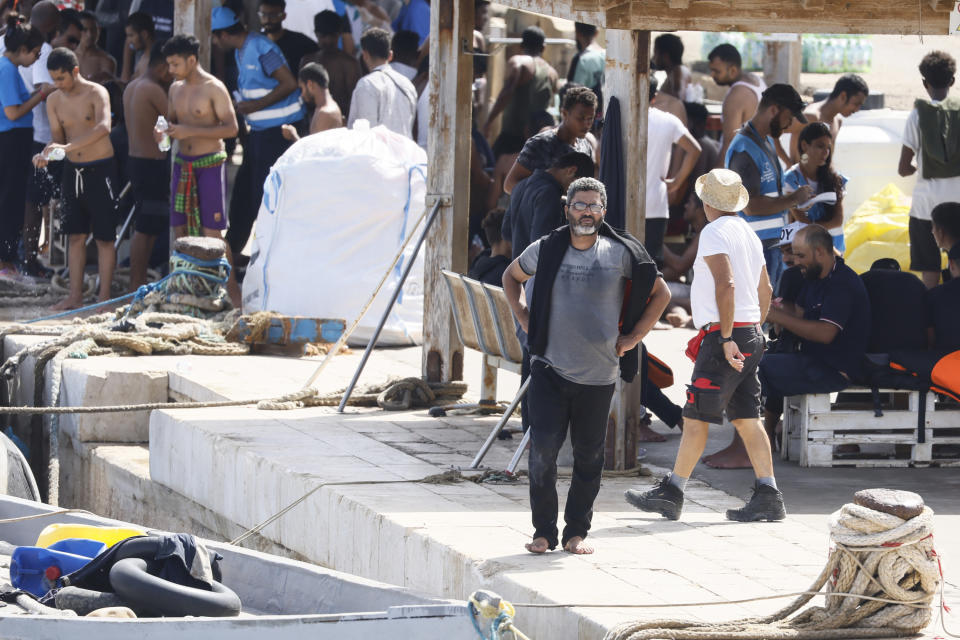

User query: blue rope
[25,254,231,325]
[468,602,488,640]
[171,251,232,274]
[24,291,139,325]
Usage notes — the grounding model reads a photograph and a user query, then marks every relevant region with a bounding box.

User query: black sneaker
[624,476,683,520]
[726,484,786,522]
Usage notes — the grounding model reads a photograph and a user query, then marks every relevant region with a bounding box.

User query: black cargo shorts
[682,324,765,424]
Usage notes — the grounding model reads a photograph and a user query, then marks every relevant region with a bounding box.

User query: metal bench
[440,270,522,401]
[439,270,529,470]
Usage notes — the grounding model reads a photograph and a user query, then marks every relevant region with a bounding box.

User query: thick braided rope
[44,338,97,507]
[603,503,939,640]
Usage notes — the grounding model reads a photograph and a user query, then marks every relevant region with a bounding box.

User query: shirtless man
[281,62,342,141]
[301,10,361,119]
[157,34,241,306]
[34,47,118,309]
[653,33,691,101]
[483,26,558,142]
[122,42,170,290]
[76,11,115,82]
[120,11,153,83]
[651,89,688,126]
[709,43,765,165]
[777,74,868,165]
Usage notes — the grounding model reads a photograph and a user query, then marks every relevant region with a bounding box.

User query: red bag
[685,329,707,363]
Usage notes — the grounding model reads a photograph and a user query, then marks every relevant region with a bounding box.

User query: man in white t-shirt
[644,77,701,266]
[898,50,960,289]
[626,169,786,523]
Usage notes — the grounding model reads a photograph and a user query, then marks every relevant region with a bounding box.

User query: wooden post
[422,0,473,383]
[602,30,649,471]
[763,39,802,88]
[174,0,213,67]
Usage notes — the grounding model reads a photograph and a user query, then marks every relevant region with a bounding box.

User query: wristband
[718,335,735,344]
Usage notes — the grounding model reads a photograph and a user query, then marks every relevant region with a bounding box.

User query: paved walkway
[142,330,960,639]
[6,325,958,638]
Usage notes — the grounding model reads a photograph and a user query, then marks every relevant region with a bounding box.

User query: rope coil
[604,501,941,640]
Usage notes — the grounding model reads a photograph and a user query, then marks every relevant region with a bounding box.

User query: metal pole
[506,429,530,475]
[337,199,445,413]
[114,203,137,250]
[469,377,529,469]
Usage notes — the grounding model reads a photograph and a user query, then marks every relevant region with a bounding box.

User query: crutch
[468,377,529,469]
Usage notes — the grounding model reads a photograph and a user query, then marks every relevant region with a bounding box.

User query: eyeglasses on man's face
[569,201,604,213]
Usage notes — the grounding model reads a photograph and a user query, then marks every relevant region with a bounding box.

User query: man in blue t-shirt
[392,0,429,47]
[211,6,304,259]
[761,224,871,442]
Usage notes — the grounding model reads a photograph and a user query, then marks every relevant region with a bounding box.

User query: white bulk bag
[242,122,427,346]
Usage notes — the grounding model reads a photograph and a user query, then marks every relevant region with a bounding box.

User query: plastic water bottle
[45,147,65,161]
[156,115,171,152]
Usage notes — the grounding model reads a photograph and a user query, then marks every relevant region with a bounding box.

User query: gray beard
[571,223,599,236]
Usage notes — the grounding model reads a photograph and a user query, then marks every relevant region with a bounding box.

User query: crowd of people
[488,33,959,554]
[0,0,438,310]
[2,4,959,555]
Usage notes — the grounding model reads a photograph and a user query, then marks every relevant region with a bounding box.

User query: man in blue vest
[211,6,304,259]
[725,84,813,292]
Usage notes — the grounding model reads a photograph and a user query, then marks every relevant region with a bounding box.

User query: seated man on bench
[759,224,872,450]
[927,242,960,352]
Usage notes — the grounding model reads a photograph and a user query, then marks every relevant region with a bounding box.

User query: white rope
[603,501,941,640]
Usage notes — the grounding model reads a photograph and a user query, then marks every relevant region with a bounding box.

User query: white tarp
[242,122,427,346]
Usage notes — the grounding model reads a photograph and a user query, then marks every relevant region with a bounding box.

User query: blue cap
[212,6,239,30]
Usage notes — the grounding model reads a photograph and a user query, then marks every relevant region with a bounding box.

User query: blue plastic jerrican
[10,538,107,597]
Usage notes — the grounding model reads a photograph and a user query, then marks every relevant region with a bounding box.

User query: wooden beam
[422,0,473,383]
[602,0,952,35]
[174,0,213,67]
[667,0,690,8]
[929,0,953,11]
[802,0,825,9]
[493,0,607,25]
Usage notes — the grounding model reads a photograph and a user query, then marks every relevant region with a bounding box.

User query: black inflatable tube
[109,557,241,617]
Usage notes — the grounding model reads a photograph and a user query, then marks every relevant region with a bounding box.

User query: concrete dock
[3,327,958,639]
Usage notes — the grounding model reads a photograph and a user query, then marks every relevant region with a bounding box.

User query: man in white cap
[625,168,786,522]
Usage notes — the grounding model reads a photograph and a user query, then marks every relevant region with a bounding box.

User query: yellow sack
[843,183,945,275]
[36,523,146,549]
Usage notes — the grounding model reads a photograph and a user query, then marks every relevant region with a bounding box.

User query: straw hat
[695,168,750,213]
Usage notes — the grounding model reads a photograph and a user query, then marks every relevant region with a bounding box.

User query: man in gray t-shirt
[503,177,670,556]
[518,235,631,385]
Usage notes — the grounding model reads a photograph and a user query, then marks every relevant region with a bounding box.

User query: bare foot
[637,419,667,442]
[51,297,84,311]
[227,278,242,309]
[563,536,594,555]
[525,537,550,554]
[703,436,752,469]
[665,306,690,328]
